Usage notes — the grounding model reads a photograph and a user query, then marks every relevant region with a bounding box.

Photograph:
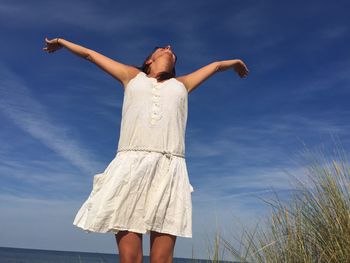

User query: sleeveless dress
[73,71,194,238]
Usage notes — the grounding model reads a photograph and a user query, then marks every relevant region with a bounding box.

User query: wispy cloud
[186,112,348,206]
[319,25,348,40]
[0,193,109,252]
[292,62,350,97]
[1,0,349,258]
[0,63,101,174]
[187,113,346,160]
[0,1,135,33]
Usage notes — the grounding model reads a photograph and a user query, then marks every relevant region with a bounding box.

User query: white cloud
[0,63,101,174]
[319,25,348,40]
[292,62,350,96]
[186,112,349,206]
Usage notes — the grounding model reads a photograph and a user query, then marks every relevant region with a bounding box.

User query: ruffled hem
[73,222,192,238]
[73,151,193,238]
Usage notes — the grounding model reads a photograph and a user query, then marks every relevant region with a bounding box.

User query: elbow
[213,61,221,72]
[85,49,93,62]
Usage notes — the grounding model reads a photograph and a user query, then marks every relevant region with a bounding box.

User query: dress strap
[117,147,185,159]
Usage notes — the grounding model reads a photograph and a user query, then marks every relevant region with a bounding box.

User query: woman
[43,37,249,263]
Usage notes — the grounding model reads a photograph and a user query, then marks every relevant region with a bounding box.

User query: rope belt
[117,147,185,160]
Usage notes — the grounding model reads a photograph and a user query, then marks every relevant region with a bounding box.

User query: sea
[0,247,235,263]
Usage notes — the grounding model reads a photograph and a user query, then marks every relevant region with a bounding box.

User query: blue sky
[0,0,349,260]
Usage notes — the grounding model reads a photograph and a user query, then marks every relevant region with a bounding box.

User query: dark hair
[136,46,177,82]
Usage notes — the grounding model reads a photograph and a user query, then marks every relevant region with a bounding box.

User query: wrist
[231,59,241,69]
[233,59,242,65]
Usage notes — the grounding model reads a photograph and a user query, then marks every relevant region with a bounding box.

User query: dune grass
[201,138,350,263]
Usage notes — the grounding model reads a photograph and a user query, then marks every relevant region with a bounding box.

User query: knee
[119,249,143,263]
[150,253,173,263]
[116,231,143,263]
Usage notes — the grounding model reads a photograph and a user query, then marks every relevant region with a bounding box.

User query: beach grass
[203,137,350,262]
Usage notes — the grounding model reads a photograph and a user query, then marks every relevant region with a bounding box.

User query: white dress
[73,71,194,238]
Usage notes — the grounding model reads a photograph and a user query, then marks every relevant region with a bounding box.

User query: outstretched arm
[177,59,249,94]
[42,37,139,88]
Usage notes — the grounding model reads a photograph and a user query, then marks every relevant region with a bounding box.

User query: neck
[148,61,173,78]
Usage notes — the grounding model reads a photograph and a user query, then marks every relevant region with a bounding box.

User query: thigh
[115,231,143,262]
[150,231,177,263]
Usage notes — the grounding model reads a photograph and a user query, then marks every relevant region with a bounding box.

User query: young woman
[43,37,249,263]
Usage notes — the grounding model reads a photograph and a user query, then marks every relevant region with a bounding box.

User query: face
[148,45,177,65]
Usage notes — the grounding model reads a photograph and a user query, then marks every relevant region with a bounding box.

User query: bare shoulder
[175,75,186,83]
[122,67,142,89]
[174,62,219,94]
[175,75,191,93]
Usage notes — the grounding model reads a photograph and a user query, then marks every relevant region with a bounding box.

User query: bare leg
[115,231,143,263]
[150,231,177,263]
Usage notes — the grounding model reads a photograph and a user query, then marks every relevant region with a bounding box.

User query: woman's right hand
[233,59,249,78]
[43,37,63,53]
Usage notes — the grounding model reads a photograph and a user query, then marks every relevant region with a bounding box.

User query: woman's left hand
[43,37,63,53]
[233,60,249,78]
